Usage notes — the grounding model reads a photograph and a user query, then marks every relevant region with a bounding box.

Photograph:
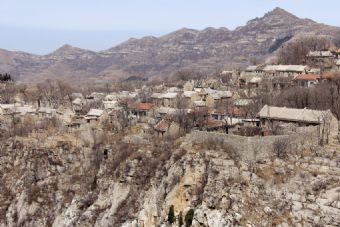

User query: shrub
[273,138,289,159]
[185,209,194,227]
[168,205,175,224]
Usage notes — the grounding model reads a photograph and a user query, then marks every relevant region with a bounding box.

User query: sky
[0,0,339,54]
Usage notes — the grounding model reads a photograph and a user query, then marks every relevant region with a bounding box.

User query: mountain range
[1,7,340,83]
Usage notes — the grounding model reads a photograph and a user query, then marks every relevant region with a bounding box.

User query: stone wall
[187,129,318,161]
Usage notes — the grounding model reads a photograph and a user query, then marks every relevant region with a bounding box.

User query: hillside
[1,130,340,226]
[0,7,340,83]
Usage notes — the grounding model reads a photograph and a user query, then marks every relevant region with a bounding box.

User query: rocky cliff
[0,8,340,83]
[1,130,340,227]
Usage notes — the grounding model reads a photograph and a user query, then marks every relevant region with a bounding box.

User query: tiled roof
[321,72,337,79]
[206,118,226,128]
[154,119,170,132]
[130,102,154,111]
[226,107,247,118]
[294,74,320,81]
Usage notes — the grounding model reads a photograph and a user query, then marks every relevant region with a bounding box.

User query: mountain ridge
[0,7,340,83]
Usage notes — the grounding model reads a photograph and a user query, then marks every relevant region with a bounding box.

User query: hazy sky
[1,0,339,54]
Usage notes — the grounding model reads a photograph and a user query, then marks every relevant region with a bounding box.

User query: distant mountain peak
[1,7,340,83]
[264,7,298,19]
[50,44,86,56]
[57,44,76,51]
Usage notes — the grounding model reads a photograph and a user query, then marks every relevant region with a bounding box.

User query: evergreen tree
[184,209,194,227]
[178,211,183,226]
[168,205,175,224]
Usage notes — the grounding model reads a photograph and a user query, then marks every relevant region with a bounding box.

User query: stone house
[293,74,320,88]
[205,90,233,108]
[154,119,180,137]
[0,104,15,116]
[183,80,195,91]
[129,102,154,118]
[307,51,335,59]
[258,105,338,138]
[262,65,308,77]
[13,105,37,118]
[72,98,84,112]
[85,109,107,125]
[272,77,292,90]
[161,93,178,108]
[183,91,200,107]
[37,107,56,118]
[57,106,75,125]
[155,107,177,119]
[103,100,118,111]
[151,93,163,107]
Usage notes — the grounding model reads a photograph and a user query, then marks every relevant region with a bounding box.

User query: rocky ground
[1,129,340,227]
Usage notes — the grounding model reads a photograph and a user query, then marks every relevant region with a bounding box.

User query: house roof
[245,65,258,72]
[206,118,226,128]
[321,72,338,80]
[103,101,118,109]
[249,77,262,84]
[307,51,334,58]
[118,98,134,106]
[104,94,118,101]
[217,90,232,98]
[234,99,253,107]
[151,93,163,99]
[183,91,197,98]
[130,102,154,111]
[258,105,334,124]
[167,87,181,92]
[0,104,15,110]
[161,92,178,99]
[194,101,206,107]
[57,106,73,114]
[263,65,307,73]
[72,98,84,106]
[209,93,222,100]
[38,107,56,114]
[154,119,171,132]
[157,107,177,115]
[293,74,320,81]
[14,105,36,115]
[87,109,104,117]
[197,88,208,95]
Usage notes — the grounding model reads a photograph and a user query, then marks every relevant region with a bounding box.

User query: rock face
[0,7,340,83]
[1,131,340,227]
